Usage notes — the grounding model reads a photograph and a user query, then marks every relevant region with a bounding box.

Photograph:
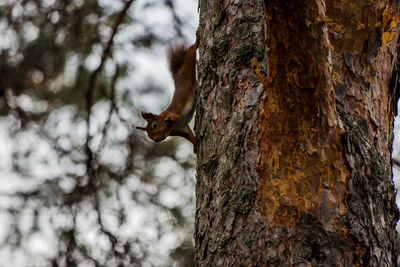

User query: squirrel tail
[168,44,189,75]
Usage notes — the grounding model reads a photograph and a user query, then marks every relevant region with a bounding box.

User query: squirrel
[136,31,199,152]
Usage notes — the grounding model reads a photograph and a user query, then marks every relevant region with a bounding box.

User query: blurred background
[1,0,400,266]
[0,0,197,266]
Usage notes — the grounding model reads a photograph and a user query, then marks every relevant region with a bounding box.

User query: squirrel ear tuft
[141,112,155,121]
[165,117,175,126]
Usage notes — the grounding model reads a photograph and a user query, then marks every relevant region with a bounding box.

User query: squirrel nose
[155,137,162,142]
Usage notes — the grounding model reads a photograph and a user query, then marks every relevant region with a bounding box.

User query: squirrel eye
[152,123,158,129]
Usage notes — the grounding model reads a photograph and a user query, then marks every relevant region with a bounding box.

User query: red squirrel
[136,32,198,152]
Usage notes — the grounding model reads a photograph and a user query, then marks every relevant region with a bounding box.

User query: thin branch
[84,0,135,176]
[97,65,120,154]
[85,1,134,114]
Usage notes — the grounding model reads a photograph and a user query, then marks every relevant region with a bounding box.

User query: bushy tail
[168,44,189,76]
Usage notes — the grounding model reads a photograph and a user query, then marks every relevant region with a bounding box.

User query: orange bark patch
[257,100,349,231]
[256,0,350,232]
[381,5,398,47]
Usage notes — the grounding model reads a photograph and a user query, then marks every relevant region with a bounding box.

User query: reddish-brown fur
[136,31,199,152]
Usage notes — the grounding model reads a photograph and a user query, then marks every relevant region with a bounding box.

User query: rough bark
[195,0,399,266]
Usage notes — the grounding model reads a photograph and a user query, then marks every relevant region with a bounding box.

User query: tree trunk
[194,0,399,266]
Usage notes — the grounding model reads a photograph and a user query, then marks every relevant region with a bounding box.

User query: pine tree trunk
[194,0,399,266]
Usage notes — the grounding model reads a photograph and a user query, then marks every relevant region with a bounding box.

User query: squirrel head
[136,112,175,142]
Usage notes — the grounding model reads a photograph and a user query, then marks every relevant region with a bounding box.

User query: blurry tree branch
[85,0,135,113]
[84,0,135,181]
[0,0,197,265]
[97,65,120,155]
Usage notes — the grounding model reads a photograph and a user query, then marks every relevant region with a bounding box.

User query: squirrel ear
[165,117,175,126]
[141,112,155,121]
